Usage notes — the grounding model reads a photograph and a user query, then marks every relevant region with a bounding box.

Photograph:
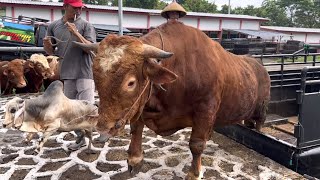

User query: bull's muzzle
[17,81,27,88]
[2,122,13,128]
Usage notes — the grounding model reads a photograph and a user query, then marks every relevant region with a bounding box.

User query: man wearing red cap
[43,0,97,150]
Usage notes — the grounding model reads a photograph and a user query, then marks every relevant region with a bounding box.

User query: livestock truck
[0,15,48,61]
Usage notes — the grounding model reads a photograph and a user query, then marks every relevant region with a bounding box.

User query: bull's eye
[123,76,137,92]
[128,81,135,87]
[10,108,16,113]
[127,80,136,91]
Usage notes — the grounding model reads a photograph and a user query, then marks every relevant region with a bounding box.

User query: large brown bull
[75,21,271,179]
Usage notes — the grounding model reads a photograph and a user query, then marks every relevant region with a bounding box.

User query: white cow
[3,80,99,153]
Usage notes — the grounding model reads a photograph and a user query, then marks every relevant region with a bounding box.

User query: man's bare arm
[43,37,54,55]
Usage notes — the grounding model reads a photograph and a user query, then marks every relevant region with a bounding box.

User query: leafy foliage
[219,0,320,28]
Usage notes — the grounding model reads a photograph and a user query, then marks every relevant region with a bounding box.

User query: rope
[156,27,165,51]
[45,36,69,46]
[64,106,99,126]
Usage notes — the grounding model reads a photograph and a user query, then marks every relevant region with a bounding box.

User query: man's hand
[43,37,52,47]
[65,22,78,35]
[43,37,54,55]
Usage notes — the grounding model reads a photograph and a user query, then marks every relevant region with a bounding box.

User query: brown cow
[43,55,60,89]
[16,54,54,93]
[0,59,27,95]
[75,21,271,179]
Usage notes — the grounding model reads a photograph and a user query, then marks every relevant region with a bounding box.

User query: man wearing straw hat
[161,0,187,22]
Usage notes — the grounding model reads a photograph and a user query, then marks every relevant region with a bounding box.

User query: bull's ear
[28,61,34,68]
[46,57,53,64]
[17,99,24,104]
[144,59,177,84]
[3,69,8,76]
[2,64,8,75]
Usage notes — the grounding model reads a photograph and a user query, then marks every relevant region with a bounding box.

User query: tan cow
[3,80,98,153]
[0,59,27,95]
[43,55,60,90]
[75,21,271,179]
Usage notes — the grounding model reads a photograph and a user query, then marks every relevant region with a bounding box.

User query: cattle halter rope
[156,27,165,51]
[64,106,99,126]
[115,78,152,128]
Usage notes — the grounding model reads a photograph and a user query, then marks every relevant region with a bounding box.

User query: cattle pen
[0,93,305,179]
[217,52,320,179]
[1,52,319,179]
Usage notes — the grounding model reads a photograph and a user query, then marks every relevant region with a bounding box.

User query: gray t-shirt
[47,17,96,80]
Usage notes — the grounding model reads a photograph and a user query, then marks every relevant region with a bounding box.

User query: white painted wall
[198,18,220,31]
[53,9,63,21]
[89,11,118,25]
[15,7,50,21]
[180,17,197,28]
[262,28,320,44]
[123,13,148,29]
[3,5,267,32]
[306,33,320,44]
[221,19,240,29]
[242,20,259,30]
[149,15,166,28]
[5,5,12,17]
[280,32,305,42]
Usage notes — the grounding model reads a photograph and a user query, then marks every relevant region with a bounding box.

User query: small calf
[3,81,99,153]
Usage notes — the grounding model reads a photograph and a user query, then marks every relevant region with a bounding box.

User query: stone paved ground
[0,94,305,180]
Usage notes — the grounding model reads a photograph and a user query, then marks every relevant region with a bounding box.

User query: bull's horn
[73,42,100,53]
[142,44,173,59]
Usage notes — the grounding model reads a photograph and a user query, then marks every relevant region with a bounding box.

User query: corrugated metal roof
[261,26,320,33]
[0,0,269,21]
[225,29,292,39]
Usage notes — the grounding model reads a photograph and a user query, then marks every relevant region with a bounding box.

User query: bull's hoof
[85,149,96,154]
[243,119,255,129]
[22,140,32,146]
[185,171,201,180]
[32,148,40,155]
[127,159,144,175]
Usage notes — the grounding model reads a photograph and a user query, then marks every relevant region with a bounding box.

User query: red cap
[63,0,85,7]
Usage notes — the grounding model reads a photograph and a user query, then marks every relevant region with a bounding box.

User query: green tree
[108,0,163,9]
[260,0,291,26]
[277,0,320,28]
[181,0,217,13]
[220,4,229,14]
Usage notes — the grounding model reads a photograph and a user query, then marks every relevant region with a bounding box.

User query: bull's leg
[36,130,56,153]
[127,118,144,174]
[255,100,269,131]
[24,132,36,143]
[187,106,216,180]
[75,130,85,144]
[84,130,95,154]
[250,100,269,132]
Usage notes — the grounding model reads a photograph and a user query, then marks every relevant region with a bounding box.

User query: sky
[208,0,264,9]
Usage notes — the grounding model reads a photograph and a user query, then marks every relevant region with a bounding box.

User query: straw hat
[161,0,187,19]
